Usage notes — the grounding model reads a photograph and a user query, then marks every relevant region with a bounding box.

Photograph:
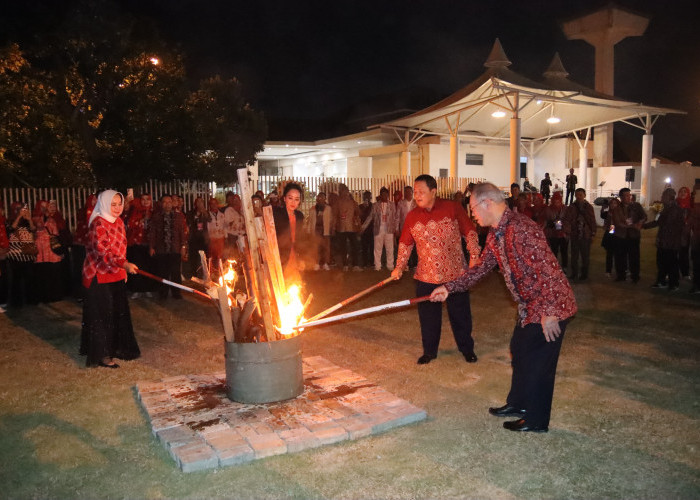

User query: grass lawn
[1,230,699,499]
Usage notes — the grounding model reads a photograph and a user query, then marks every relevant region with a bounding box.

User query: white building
[256,40,695,205]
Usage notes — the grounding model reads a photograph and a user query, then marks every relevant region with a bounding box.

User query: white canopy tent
[376,40,684,205]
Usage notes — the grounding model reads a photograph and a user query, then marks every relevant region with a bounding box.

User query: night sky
[7,0,700,160]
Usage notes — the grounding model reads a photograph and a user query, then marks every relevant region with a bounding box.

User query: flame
[218,260,237,307]
[278,284,305,336]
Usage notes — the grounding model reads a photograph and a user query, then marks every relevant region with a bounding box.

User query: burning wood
[197,169,311,343]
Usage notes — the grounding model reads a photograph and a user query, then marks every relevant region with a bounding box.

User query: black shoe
[463,351,478,363]
[503,419,547,432]
[614,276,626,282]
[97,361,120,369]
[651,282,667,289]
[489,404,526,417]
[417,354,436,365]
[668,286,679,292]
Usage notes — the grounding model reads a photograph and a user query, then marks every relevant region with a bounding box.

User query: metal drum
[224,335,303,404]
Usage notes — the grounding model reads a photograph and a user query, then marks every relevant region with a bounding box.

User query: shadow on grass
[3,302,84,366]
[0,412,127,496]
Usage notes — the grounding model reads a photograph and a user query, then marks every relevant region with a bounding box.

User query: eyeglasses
[470,199,488,211]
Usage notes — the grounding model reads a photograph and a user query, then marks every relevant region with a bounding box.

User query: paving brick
[232,423,258,440]
[278,427,322,452]
[366,411,401,435]
[217,444,256,466]
[139,389,171,405]
[340,416,374,439]
[246,433,287,458]
[197,422,231,437]
[150,414,185,434]
[204,429,249,452]
[311,425,348,445]
[156,425,198,449]
[173,441,219,473]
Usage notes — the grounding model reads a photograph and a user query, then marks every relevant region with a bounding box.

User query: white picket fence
[1,180,211,231]
[2,175,484,231]
[226,175,484,215]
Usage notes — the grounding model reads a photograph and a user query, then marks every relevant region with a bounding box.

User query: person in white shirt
[396,185,416,268]
[206,198,226,271]
[362,187,398,271]
[223,192,245,258]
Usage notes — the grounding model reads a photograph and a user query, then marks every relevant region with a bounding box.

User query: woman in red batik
[81,190,140,368]
[124,193,154,298]
[32,199,66,302]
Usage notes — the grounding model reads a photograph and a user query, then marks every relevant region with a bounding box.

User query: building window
[439,169,448,178]
[465,153,484,165]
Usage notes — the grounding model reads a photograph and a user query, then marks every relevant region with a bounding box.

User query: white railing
[2,175,484,230]
[1,180,212,231]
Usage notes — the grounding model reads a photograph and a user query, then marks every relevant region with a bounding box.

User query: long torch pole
[306,276,397,322]
[135,269,213,301]
[294,294,432,330]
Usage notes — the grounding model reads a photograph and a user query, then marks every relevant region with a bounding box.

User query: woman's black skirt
[81,278,140,366]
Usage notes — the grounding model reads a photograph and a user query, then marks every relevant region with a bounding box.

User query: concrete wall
[347,156,372,177]
[371,154,402,178]
[423,142,511,187]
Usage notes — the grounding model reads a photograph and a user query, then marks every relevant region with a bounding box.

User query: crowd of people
[2,179,699,313]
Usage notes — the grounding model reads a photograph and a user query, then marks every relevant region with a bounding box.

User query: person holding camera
[564,188,597,281]
[6,202,37,308]
[544,192,569,270]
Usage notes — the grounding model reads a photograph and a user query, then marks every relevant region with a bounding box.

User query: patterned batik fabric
[445,209,577,326]
[396,199,479,284]
[82,217,127,287]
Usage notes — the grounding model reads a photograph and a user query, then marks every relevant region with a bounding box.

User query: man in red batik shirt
[431,182,577,433]
[392,174,482,365]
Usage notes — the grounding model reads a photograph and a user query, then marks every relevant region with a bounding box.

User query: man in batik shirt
[431,182,577,433]
[392,174,481,365]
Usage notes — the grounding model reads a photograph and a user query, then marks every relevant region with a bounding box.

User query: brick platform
[135,356,427,472]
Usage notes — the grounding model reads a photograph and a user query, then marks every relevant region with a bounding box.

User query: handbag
[49,234,66,255]
[21,242,38,256]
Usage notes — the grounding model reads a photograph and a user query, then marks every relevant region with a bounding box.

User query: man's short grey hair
[471,182,506,204]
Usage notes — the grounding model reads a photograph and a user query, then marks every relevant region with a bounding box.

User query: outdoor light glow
[149,57,159,65]
[547,116,561,124]
[491,110,506,118]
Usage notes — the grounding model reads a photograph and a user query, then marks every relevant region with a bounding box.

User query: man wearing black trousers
[611,187,647,283]
[392,175,482,365]
[431,182,577,433]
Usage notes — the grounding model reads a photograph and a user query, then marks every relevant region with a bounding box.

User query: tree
[0,0,267,188]
[187,76,268,184]
[0,44,93,187]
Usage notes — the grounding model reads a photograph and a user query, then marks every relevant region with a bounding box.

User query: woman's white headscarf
[89,190,122,226]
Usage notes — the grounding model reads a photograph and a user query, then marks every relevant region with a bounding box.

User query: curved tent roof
[377,40,683,142]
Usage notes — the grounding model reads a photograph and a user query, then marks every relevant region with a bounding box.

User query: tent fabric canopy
[377,50,683,142]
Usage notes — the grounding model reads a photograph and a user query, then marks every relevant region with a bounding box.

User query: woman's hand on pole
[123,262,139,274]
